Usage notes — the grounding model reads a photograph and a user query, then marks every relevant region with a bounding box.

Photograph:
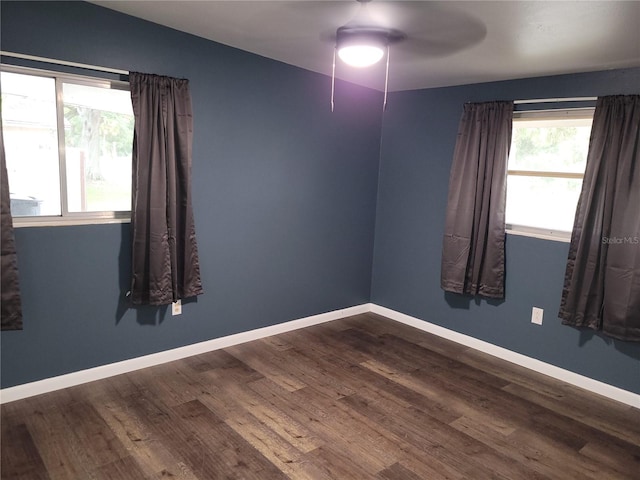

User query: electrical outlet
[531,307,543,325]
[172,300,182,316]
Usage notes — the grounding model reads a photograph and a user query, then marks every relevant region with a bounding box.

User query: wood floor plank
[125,363,201,408]
[21,405,88,480]
[507,427,630,480]
[196,374,323,454]
[302,444,379,480]
[2,314,638,479]
[58,401,130,470]
[233,391,323,454]
[360,357,497,427]
[255,338,358,398]
[90,455,148,480]
[247,378,406,476]
[377,461,428,480]
[342,391,546,480]
[172,399,288,480]
[223,410,326,480]
[450,414,580,480]
[286,388,397,475]
[332,395,468,479]
[280,324,372,365]
[93,398,200,479]
[1,423,50,480]
[225,341,307,392]
[579,439,640,479]
[459,347,640,439]
[361,344,623,457]
[348,312,472,359]
[502,381,640,445]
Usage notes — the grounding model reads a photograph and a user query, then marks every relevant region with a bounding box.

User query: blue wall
[372,69,640,394]
[0,1,382,388]
[2,1,639,395]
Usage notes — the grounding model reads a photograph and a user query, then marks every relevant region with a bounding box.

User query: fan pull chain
[383,45,390,112]
[331,48,336,112]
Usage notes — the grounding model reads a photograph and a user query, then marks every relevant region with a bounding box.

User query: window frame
[1,64,133,227]
[506,107,595,242]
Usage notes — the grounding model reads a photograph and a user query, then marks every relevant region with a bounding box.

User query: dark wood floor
[2,313,639,479]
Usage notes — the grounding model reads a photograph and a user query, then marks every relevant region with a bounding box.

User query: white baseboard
[0,304,371,404]
[370,304,640,409]
[2,302,638,409]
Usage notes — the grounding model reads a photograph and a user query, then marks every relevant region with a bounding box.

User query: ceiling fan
[323,0,486,110]
[329,0,403,111]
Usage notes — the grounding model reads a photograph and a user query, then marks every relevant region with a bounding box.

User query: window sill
[506,226,571,243]
[12,215,130,228]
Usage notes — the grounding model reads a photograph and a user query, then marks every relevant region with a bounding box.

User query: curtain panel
[441,101,513,298]
[129,72,203,305]
[1,122,23,330]
[559,95,640,341]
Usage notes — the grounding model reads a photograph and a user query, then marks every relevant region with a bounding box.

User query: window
[506,108,594,240]
[1,66,133,226]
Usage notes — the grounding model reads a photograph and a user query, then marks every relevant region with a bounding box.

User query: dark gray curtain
[559,95,640,341]
[1,121,23,330]
[441,101,513,298]
[129,72,203,305]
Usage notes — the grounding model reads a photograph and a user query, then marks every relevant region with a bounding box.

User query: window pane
[506,175,582,231]
[506,112,592,234]
[509,118,592,173]
[62,82,133,212]
[1,72,61,216]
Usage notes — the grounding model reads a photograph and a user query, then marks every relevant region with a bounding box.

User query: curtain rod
[0,51,128,76]
[514,97,596,105]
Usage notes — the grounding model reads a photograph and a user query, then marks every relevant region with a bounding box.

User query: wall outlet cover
[531,307,543,325]
[172,300,182,316]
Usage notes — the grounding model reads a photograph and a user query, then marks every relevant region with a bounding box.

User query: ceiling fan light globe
[338,45,384,67]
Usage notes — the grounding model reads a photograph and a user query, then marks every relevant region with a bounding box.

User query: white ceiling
[92,1,640,92]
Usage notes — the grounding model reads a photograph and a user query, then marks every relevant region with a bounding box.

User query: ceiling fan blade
[398,28,487,59]
[380,1,487,58]
[292,1,487,59]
